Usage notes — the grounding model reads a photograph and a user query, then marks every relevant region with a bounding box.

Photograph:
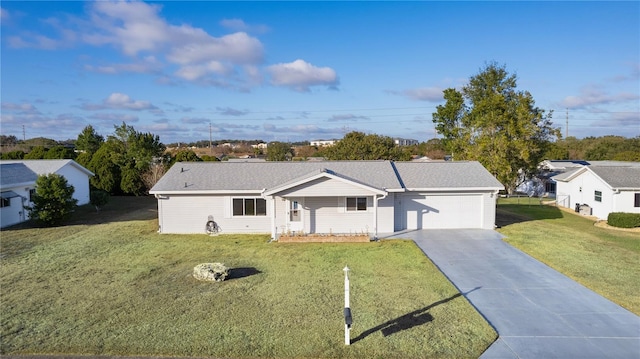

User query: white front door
[287,199,304,233]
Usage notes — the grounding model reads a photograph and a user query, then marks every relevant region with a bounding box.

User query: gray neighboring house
[0,160,94,228]
[149,160,503,238]
[552,162,640,220]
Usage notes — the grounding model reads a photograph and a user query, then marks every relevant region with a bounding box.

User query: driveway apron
[386,229,640,359]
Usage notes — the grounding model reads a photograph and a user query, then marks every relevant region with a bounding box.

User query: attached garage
[400,193,484,229]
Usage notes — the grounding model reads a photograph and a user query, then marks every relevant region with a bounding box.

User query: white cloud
[220,18,270,34]
[388,87,444,102]
[327,114,370,122]
[84,56,162,75]
[0,8,8,21]
[81,93,159,112]
[174,61,232,81]
[1,102,42,115]
[267,59,339,92]
[217,107,248,116]
[561,85,639,109]
[88,113,139,123]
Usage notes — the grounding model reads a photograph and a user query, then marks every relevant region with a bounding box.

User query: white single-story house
[149,160,504,238]
[0,160,94,228]
[553,162,640,220]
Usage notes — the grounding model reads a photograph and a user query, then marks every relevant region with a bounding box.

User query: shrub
[607,212,640,228]
[27,174,77,226]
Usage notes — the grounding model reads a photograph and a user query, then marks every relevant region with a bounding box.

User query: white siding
[613,191,640,214]
[157,194,272,234]
[0,186,32,228]
[376,194,395,233]
[56,164,91,205]
[555,171,616,220]
[396,192,493,230]
[304,196,373,234]
[277,177,377,197]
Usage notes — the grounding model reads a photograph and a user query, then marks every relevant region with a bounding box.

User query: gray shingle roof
[0,163,38,187]
[393,161,503,189]
[589,166,640,188]
[150,160,503,193]
[0,160,94,177]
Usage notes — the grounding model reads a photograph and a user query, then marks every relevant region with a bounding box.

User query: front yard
[497,197,640,315]
[0,197,495,358]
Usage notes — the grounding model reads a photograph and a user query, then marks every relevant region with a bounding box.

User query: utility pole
[22,125,26,141]
[209,123,213,154]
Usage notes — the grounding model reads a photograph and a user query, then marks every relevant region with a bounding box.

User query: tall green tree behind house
[322,131,411,161]
[27,173,78,226]
[433,63,560,192]
[266,142,294,161]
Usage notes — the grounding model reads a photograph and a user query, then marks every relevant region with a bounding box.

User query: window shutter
[337,197,345,213]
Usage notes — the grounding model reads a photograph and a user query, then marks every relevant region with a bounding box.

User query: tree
[433,63,560,193]
[87,142,121,194]
[76,125,104,154]
[24,145,48,159]
[322,131,411,161]
[1,150,25,159]
[44,146,75,159]
[172,149,202,164]
[27,174,78,226]
[266,142,294,161]
[90,190,110,212]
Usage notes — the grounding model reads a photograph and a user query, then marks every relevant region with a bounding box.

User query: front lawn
[1,197,495,358]
[497,197,640,314]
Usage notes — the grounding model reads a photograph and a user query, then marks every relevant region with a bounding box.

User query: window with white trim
[634,193,640,208]
[594,190,602,202]
[346,197,367,211]
[232,198,267,216]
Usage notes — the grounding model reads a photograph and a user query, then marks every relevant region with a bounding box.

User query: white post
[344,265,351,345]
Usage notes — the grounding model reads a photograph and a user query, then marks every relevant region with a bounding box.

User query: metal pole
[344,266,350,345]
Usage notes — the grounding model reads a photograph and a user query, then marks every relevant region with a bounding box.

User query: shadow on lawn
[496,203,564,228]
[352,287,480,343]
[228,267,262,280]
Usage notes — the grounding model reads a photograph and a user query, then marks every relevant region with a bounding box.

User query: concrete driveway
[385,229,640,359]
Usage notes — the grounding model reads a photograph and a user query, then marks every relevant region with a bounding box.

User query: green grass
[497,197,640,314]
[1,197,495,358]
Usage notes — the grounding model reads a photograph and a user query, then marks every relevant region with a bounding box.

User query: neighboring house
[0,160,94,227]
[553,162,640,220]
[149,160,503,238]
[0,163,38,228]
[310,140,336,147]
[393,138,419,146]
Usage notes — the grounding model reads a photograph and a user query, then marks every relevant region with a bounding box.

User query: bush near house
[608,212,640,228]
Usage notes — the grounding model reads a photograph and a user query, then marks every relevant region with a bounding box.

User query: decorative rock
[193,263,230,282]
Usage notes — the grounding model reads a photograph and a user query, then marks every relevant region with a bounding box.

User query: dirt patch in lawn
[278,234,370,243]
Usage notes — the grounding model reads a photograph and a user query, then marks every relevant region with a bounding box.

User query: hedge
[607,212,640,228]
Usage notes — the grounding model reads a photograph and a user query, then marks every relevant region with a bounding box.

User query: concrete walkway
[385,229,640,359]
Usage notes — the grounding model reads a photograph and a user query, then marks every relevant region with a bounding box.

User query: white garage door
[402,194,482,229]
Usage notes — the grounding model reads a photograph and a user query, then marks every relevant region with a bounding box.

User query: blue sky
[1,1,638,144]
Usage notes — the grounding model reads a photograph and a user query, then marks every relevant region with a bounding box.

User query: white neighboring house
[553,163,640,220]
[149,160,503,238]
[0,160,94,228]
[0,163,38,228]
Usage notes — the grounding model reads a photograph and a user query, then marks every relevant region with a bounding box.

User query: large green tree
[76,125,105,154]
[266,142,294,161]
[433,63,560,192]
[27,174,78,226]
[322,131,411,161]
